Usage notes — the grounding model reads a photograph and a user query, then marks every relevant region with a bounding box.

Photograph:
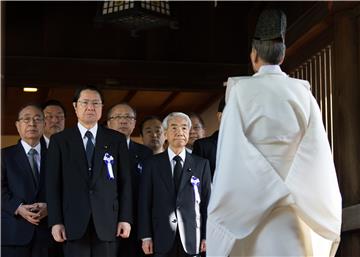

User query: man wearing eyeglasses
[107,103,152,257]
[42,100,66,148]
[186,113,206,152]
[46,86,133,257]
[1,104,51,257]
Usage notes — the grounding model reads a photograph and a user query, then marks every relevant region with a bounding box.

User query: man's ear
[250,48,258,63]
[278,55,285,65]
[250,48,260,72]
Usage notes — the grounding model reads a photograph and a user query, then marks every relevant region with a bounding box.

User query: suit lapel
[69,127,90,182]
[36,141,47,194]
[178,151,193,194]
[158,151,175,195]
[91,127,107,185]
[14,142,37,191]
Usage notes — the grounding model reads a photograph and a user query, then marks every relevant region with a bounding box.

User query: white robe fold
[207,66,342,257]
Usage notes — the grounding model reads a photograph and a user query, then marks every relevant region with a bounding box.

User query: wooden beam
[195,92,223,114]
[4,57,247,91]
[121,90,137,103]
[157,92,180,113]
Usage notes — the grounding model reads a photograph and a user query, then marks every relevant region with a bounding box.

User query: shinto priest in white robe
[206,65,342,257]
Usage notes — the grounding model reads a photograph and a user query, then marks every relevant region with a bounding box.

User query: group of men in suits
[2,85,221,257]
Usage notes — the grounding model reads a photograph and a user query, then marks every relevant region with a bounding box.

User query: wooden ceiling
[2,1,319,136]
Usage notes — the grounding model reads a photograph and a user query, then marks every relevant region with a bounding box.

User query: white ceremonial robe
[206,65,342,257]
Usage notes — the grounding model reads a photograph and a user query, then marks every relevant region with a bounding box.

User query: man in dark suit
[42,99,66,148]
[2,104,51,257]
[107,103,152,257]
[138,112,211,257]
[192,96,225,180]
[140,115,166,155]
[46,86,133,257]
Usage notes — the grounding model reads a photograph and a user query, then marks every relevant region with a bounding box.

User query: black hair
[17,103,44,120]
[72,85,104,104]
[42,99,66,117]
[139,115,162,136]
[188,112,205,128]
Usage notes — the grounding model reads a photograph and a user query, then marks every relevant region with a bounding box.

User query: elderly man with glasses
[1,103,51,257]
[107,103,152,257]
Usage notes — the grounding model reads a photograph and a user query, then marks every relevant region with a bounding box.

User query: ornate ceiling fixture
[96,0,178,36]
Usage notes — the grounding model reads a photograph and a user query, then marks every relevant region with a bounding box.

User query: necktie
[85,131,95,169]
[28,148,39,186]
[173,155,183,193]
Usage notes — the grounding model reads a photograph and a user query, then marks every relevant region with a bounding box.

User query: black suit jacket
[1,140,50,245]
[46,125,132,241]
[128,140,152,191]
[138,150,211,255]
[192,130,219,179]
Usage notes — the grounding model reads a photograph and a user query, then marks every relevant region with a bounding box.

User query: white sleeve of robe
[206,76,342,257]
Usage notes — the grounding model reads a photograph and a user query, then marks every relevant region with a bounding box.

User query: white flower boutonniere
[103,153,115,180]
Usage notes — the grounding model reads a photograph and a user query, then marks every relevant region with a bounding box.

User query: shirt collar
[254,65,287,77]
[77,122,98,140]
[43,135,50,148]
[167,147,186,163]
[21,140,41,154]
[126,138,130,149]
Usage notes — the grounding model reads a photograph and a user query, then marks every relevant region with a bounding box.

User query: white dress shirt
[21,140,41,171]
[167,147,186,176]
[77,122,98,149]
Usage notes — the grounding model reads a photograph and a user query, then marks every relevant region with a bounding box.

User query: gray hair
[162,112,192,130]
[252,39,286,65]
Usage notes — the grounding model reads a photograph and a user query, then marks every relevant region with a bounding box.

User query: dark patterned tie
[28,148,39,186]
[173,155,183,194]
[85,131,95,169]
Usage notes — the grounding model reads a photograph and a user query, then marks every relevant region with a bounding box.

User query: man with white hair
[138,112,211,257]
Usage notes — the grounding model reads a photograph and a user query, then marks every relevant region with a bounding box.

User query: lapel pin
[187,168,192,172]
[104,145,108,149]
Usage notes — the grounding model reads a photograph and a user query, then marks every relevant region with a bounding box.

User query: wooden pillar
[332,4,360,256]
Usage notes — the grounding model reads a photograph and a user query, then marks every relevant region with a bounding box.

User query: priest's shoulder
[288,77,311,91]
[227,76,252,86]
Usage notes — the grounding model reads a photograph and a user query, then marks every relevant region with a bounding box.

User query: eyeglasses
[45,115,65,121]
[18,117,44,124]
[108,115,135,122]
[77,100,103,108]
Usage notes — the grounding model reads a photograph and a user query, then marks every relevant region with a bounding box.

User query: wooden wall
[284,2,360,256]
[333,4,360,257]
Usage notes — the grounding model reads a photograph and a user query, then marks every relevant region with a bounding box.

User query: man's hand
[200,239,206,252]
[142,239,154,255]
[16,204,41,225]
[32,202,48,220]
[51,224,67,242]
[116,222,131,238]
